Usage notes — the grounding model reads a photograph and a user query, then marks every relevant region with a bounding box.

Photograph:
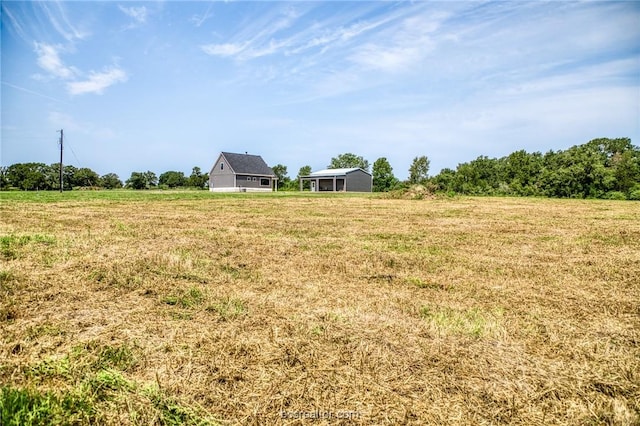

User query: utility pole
[58,129,64,192]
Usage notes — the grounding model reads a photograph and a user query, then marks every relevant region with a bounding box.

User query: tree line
[0,164,209,191]
[2,138,638,199]
[273,138,640,200]
[431,138,640,200]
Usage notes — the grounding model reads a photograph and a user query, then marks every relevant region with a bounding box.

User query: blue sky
[2,1,639,181]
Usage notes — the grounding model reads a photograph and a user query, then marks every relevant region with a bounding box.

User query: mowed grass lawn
[1,191,638,425]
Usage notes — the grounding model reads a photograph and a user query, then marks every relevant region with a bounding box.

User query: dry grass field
[1,191,639,425]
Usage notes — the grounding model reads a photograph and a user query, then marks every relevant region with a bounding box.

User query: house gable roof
[220,152,275,176]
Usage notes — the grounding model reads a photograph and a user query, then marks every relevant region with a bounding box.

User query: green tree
[126,172,146,190]
[159,171,187,188]
[144,171,158,188]
[502,150,544,196]
[188,167,208,189]
[328,153,369,172]
[297,165,312,190]
[430,137,639,199]
[100,173,123,189]
[126,171,156,189]
[541,145,611,198]
[372,157,398,192]
[432,168,456,193]
[0,166,8,190]
[456,156,501,194]
[271,164,290,189]
[611,150,640,194]
[408,156,430,185]
[6,163,51,190]
[61,165,78,190]
[73,167,100,187]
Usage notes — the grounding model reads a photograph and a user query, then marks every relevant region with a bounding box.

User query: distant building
[209,152,277,192]
[299,168,372,192]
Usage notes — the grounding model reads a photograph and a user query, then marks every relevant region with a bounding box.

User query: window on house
[260,178,270,186]
[252,177,257,182]
[220,163,224,170]
[247,176,251,181]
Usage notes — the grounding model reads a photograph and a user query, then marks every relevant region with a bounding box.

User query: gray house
[209,152,277,192]
[299,168,372,192]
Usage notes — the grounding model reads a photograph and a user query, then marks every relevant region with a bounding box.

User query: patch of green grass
[90,265,146,290]
[84,369,133,400]
[309,324,325,336]
[405,276,445,290]
[143,384,220,426]
[72,341,139,373]
[26,323,65,339]
[94,343,139,372]
[0,234,56,260]
[419,305,503,338]
[424,245,446,256]
[163,286,205,308]
[5,339,220,424]
[219,264,245,279]
[0,269,16,285]
[111,220,137,236]
[170,311,194,320]
[0,386,96,426]
[205,296,247,321]
[27,356,71,381]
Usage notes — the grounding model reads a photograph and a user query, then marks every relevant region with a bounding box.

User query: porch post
[333,176,336,192]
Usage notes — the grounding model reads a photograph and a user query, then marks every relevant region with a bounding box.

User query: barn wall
[346,170,372,192]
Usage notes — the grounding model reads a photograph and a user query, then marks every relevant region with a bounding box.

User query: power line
[65,137,83,168]
[58,134,97,187]
[58,129,63,192]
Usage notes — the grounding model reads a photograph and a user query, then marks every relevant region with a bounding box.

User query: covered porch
[299,175,346,192]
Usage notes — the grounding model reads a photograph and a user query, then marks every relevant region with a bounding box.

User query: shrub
[604,191,627,200]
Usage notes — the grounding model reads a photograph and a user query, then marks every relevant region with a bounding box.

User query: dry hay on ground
[1,193,639,425]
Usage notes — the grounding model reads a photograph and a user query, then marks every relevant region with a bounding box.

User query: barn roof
[305,168,371,177]
[221,152,275,176]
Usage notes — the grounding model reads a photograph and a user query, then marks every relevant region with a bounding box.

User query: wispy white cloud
[1,3,30,43]
[198,1,438,82]
[190,3,214,28]
[2,81,68,104]
[40,1,89,42]
[287,17,391,56]
[200,5,305,61]
[66,67,128,95]
[201,42,248,58]
[497,58,640,97]
[349,13,446,73]
[118,5,148,24]
[33,42,78,79]
[32,42,128,96]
